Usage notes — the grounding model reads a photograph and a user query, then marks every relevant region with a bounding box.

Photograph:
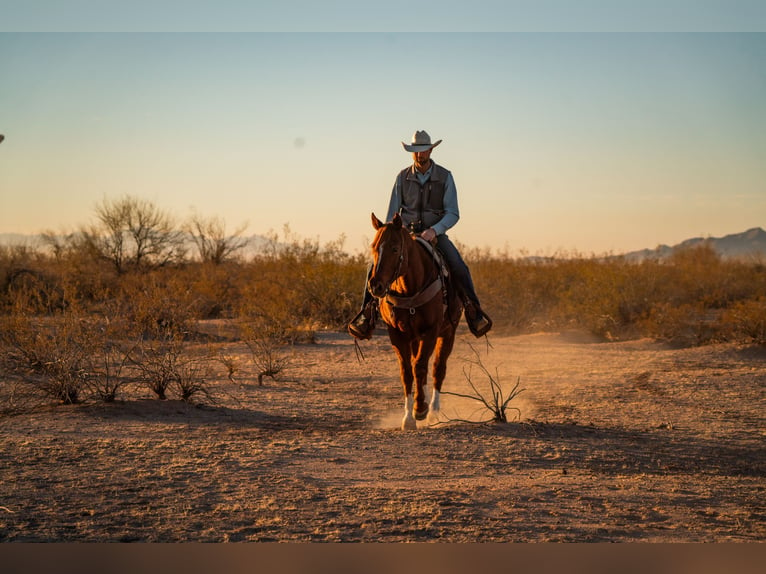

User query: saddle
[414,237,449,280]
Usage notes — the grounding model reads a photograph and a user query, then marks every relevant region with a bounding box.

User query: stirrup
[465,303,492,337]
[348,306,376,340]
[468,313,492,337]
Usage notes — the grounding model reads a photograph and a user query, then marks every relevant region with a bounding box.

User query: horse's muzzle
[368,278,388,298]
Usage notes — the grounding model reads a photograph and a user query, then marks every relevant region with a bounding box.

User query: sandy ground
[1,327,764,542]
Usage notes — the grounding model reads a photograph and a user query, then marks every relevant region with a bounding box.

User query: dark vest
[396,162,450,233]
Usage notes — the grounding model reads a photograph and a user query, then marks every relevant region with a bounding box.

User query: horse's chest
[382,303,434,334]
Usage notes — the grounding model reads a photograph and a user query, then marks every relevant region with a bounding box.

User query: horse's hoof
[402,417,417,430]
[414,405,429,421]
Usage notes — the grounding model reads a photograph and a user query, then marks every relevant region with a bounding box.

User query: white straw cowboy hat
[402,130,442,152]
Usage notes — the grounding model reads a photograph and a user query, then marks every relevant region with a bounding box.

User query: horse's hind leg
[428,330,456,424]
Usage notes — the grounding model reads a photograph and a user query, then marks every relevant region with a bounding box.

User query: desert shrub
[86,340,137,402]
[172,356,216,402]
[638,302,717,346]
[0,310,101,404]
[464,242,766,345]
[117,282,200,400]
[110,269,201,339]
[4,267,67,315]
[243,228,365,339]
[549,257,663,340]
[468,249,555,334]
[239,316,291,385]
[719,297,766,345]
[130,337,182,400]
[439,344,525,424]
[40,230,120,306]
[178,261,244,319]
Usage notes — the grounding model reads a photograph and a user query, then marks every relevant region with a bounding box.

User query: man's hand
[420,228,437,243]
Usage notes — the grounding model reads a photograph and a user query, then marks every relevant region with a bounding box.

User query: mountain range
[623,227,766,262]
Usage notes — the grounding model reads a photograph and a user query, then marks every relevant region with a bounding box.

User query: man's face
[413,148,432,169]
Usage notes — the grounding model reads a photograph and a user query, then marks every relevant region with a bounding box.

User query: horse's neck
[392,239,431,295]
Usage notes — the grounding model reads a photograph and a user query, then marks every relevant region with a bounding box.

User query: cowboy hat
[401,130,442,152]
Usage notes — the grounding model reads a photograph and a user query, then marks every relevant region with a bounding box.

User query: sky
[1,3,765,255]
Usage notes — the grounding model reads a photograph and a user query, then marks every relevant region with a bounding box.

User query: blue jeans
[435,234,480,305]
[359,234,481,308]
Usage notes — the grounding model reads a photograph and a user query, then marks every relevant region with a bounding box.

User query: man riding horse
[349,130,492,339]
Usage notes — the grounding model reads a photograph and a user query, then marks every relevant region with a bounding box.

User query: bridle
[373,227,408,296]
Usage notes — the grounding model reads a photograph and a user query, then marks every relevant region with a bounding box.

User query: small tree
[186,213,249,265]
[86,195,186,273]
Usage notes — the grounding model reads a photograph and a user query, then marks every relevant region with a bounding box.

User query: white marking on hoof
[430,389,441,413]
[402,394,416,430]
[427,390,441,425]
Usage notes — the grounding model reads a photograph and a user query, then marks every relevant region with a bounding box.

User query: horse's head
[368,212,408,298]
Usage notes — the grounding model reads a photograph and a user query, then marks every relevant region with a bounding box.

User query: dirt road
[1,330,764,541]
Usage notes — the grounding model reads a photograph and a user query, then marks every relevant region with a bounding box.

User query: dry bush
[467,243,766,346]
[720,297,766,345]
[129,337,182,400]
[87,341,138,402]
[439,344,525,424]
[638,302,720,346]
[114,276,211,400]
[0,311,99,405]
[467,248,557,334]
[238,316,292,386]
[0,379,38,415]
[131,342,216,402]
[111,270,201,340]
[177,261,243,319]
[172,356,217,402]
[127,331,217,402]
[244,228,365,339]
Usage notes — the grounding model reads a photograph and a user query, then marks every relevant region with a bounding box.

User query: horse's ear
[371,212,384,230]
[392,213,402,229]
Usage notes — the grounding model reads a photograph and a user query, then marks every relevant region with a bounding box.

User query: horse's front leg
[390,331,416,430]
[412,334,438,422]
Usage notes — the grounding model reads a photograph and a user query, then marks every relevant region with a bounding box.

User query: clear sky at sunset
[1,2,765,255]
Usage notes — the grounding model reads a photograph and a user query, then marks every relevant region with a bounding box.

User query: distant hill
[0,233,45,247]
[624,227,766,262]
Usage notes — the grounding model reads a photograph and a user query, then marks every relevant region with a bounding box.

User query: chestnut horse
[368,212,463,430]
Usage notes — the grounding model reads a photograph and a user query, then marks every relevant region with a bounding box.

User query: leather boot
[348,301,377,340]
